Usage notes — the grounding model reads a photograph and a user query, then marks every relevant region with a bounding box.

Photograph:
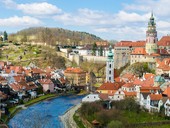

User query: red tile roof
[9,81,37,92]
[99,93,109,100]
[149,94,162,100]
[97,82,125,91]
[38,79,53,85]
[9,66,25,74]
[64,67,86,74]
[13,76,26,82]
[115,41,146,47]
[157,58,170,71]
[121,73,135,80]
[140,86,160,93]
[114,77,121,82]
[158,36,170,46]
[133,78,143,85]
[122,83,134,88]
[144,73,155,79]
[131,47,146,55]
[163,86,170,97]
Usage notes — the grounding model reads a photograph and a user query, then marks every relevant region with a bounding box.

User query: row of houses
[83,72,170,116]
[0,61,68,104]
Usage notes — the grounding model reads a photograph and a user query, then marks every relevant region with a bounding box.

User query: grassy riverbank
[1,93,58,124]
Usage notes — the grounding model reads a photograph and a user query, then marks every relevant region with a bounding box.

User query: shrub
[80,102,102,121]
[112,98,140,113]
[107,120,123,128]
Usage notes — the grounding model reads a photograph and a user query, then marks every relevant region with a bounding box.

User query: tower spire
[145,12,158,54]
[106,45,114,83]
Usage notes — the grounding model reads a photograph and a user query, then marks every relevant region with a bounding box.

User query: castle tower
[145,12,158,54]
[106,45,114,83]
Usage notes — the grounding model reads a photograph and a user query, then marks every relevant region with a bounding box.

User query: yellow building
[64,67,86,86]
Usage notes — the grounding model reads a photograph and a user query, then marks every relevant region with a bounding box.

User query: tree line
[8,27,103,46]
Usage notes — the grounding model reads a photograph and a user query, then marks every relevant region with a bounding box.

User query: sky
[1,0,170,41]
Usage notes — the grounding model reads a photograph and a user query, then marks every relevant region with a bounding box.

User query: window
[109,77,111,81]
[109,64,111,68]
[109,71,111,74]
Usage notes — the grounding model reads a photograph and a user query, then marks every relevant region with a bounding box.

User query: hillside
[0,43,66,69]
[9,27,103,46]
[121,62,155,77]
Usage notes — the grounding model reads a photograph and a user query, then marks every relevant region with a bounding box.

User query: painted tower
[106,45,114,83]
[145,12,158,54]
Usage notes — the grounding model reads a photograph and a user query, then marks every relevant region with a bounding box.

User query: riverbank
[2,93,58,124]
[60,103,82,128]
[8,95,84,128]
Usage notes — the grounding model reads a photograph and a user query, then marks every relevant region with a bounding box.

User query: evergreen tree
[0,37,3,42]
[99,46,103,56]
[92,43,97,56]
[3,31,8,41]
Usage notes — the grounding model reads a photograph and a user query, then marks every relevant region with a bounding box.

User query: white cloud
[53,9,150,26]
[123,0,170,17]
[1,0,17,8]
[1,0,62,16]
[17,2,62,16]
[115,11,149,23]
[2,0,170,40]
[0,16,42,27]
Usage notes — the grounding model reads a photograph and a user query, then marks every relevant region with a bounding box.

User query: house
[164,98,170,116]
[121,73,135,83]
[114,40,146,69]
[9,81,38,99]
[97,82,125,101]
[38,79,54,93]
[64,67,86,86]
[97,82,124,94]
[156,58,170,77]
[121,82,135,92]
[137,86,161,107]
[82,94,100,102]
[25,68,46,77]
[146,94,163,112]
[154,75,165,87]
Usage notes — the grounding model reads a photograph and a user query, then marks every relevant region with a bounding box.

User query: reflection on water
[8,95,84,128]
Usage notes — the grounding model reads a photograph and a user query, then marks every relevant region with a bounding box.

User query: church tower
[106,45,114,83]
[145,12,158,54]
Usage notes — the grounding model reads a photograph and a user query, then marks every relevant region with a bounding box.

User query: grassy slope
[0,43,64,68]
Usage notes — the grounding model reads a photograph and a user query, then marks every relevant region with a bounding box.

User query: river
[8,95,84,128]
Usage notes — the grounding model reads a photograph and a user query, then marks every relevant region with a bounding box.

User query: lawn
[122,110,165,123]
[24,93,57,106]
[73,113,86,128]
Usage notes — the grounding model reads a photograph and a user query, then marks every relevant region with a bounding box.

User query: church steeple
[106,45,114,83]
[145,12,158,54]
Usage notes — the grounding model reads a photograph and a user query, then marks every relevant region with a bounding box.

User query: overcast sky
[0,0,170,41]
